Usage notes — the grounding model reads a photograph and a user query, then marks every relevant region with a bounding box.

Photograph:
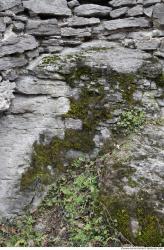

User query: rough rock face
[0,0,21,11]
[101,123,164,245]
[23,0,71,17]
[0,1,163,237]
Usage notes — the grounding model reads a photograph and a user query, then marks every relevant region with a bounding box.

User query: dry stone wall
[0,0,163,219]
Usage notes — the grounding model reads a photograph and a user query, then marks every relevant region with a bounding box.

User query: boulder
[23,0,71,17]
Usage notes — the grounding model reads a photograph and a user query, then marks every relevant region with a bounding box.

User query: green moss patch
[20,128,96,190]
[155,73,164,87]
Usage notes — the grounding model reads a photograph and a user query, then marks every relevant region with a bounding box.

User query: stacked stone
[0,0,163,218]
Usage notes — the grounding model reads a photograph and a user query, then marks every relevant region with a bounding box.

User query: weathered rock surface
[0,0,21,11]
[82,46,152,73]
[104,17,150,31]
[0,96,69,217]
[102,123,164,244]
[0,81,15,112]
[0,55,27,71]
[109,0,137,8]
[0,34,38,57]
[26,19,60,36]
[23,0,71,17]
[0,0,163,232]
[153,3,164,26]
[74,4,112,17]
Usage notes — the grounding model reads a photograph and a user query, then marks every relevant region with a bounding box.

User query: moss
[136,215,162,246]
[135,192,164,246]
[65,86,111,128]
[41,55,61,65]
[128,177,139,188]
[20,128,96,190]
[100,195,132,240]
[155,73,164,87]
[100,189,164,247]
[108,72,137,105]
[65,66,101,88]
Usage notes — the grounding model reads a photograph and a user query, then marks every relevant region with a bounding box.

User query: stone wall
[0,0,163,218]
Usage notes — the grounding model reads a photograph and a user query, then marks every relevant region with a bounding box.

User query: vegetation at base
[1,156,164,247]
[20,128,95,190]
[0,215,44,247]
[115,108,145,135]
[0,157,121,247]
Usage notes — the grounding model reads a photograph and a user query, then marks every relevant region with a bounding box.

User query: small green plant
[0,215,44,247]
[39,158,117,247]
[116,109,145,135]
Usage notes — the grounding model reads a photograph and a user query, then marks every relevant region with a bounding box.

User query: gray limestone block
[16,75,70,97]
[109,0,137,7]
[144,6,154,17]
[110,7,128,18]
[26,19,61,36]
[127,5,143,16]
[23,0,72,17]
[0,55,27,71]
[135,38,161,51]
[0,80,15,112]
[143,0,161,7]
[0,0,21,11]
[153,3,164,26]
[74,4,112,17]
[61,27,92,38]
[67,16,100,27]
[67,0,80,9]
[0,34,38,57]
[103,17,150,32]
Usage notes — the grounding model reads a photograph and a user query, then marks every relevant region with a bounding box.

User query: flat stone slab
[109,0,137,7]
[0,0,21,11]
[0,35,38,58]
[74,4,111,17]
[16,76,70,97]
[23,0,71,17]
[0,55,27,71]
[26,19,60,36]
[104,17,150,31]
